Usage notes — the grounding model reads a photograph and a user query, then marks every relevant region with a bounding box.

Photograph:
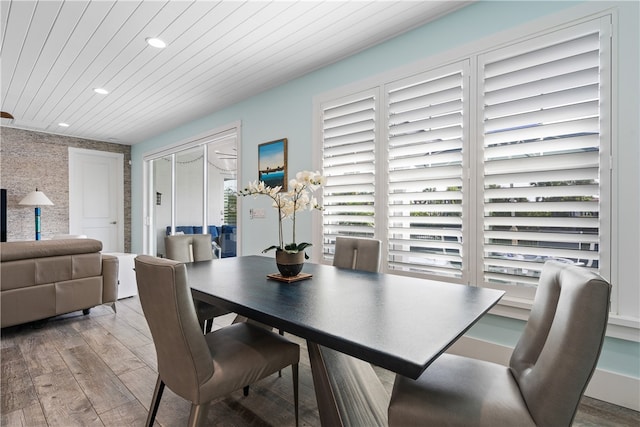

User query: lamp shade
[19,189,54,206]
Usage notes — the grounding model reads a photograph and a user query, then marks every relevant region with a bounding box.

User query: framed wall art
[258,138,287,191]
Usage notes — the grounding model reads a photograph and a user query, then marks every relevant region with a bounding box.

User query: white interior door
[69,148,124,252]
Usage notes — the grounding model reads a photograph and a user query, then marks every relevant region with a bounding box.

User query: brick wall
[0,127,132,251]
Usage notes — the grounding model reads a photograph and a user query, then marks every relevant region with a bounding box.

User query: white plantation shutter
[316,15,611,300]
[386,62,468,280]
[321,90,377,262]
[479,20,608,288]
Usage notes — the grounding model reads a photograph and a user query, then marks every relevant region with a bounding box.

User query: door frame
[69,147,125,252]
[142,121,241,256]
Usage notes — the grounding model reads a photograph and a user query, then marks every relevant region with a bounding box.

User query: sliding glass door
[175,146,205,231]
[144,125,239,258]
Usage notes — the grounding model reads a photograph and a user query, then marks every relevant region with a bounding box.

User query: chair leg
[243,385,249,396]
[146,376,165,427]
[292,363,299,427]
[187,402,209,427]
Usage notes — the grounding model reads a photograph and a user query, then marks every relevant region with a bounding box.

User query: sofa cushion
[56,277,103,314]
[0,239,102,262]
[1,284,56,327]
[36,255,72,285]
[72,253,102,279]
[0,258,36,291]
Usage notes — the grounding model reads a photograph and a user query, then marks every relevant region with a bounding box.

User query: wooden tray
[267,272,313,283]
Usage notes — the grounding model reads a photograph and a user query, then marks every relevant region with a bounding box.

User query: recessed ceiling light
[94,88,109,95]
[58,122,70,127]
[146,37,167,49]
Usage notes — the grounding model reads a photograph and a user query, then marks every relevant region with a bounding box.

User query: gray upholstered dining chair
[134,255,300,427]
[333,236,382,273]
[165,233,215,263]
[388,260,611,427]
[165,234,229,333]
[166,234,274,396]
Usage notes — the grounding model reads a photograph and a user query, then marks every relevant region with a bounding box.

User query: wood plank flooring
[2,297,639,426]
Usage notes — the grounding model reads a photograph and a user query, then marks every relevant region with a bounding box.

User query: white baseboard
[446,336,639,412]
[584,367,639,412]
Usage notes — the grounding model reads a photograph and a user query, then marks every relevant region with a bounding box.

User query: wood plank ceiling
[0,0,470,144]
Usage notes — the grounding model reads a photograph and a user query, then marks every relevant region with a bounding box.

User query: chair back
[165,234,213,262]
[509,260,611,426]
[333,236,381,273]
[134,255,214,402]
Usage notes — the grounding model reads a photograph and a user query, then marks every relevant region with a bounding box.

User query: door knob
[110,221,117,225]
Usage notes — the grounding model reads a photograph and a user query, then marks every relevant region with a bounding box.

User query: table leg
[307,341,390,427]
[307,341,344,427]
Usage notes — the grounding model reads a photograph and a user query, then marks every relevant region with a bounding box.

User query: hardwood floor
[1,296,638,426]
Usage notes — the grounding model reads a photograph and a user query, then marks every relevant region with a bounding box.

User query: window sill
[490,297,640,342]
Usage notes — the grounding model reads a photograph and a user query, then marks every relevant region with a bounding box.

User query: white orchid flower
[268,186,281,197]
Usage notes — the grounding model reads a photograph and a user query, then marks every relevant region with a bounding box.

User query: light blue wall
[132,1,639,378]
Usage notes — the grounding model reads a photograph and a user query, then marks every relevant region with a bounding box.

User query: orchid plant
[238,170,325,257]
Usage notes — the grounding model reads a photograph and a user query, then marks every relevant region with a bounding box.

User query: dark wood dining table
[187,255,504,425]
[188,255,504,378]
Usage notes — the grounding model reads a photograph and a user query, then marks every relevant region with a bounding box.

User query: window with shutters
[320,90,377,262]
[386,62,469,280]
[478,19,609,293]
[316,16,610,296]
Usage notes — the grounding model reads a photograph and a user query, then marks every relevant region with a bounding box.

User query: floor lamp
[19,188,54,240]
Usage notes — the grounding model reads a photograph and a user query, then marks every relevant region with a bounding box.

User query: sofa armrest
[102,254,119,303]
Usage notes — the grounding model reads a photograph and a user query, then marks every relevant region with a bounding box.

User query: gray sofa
[0,239,118,328]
